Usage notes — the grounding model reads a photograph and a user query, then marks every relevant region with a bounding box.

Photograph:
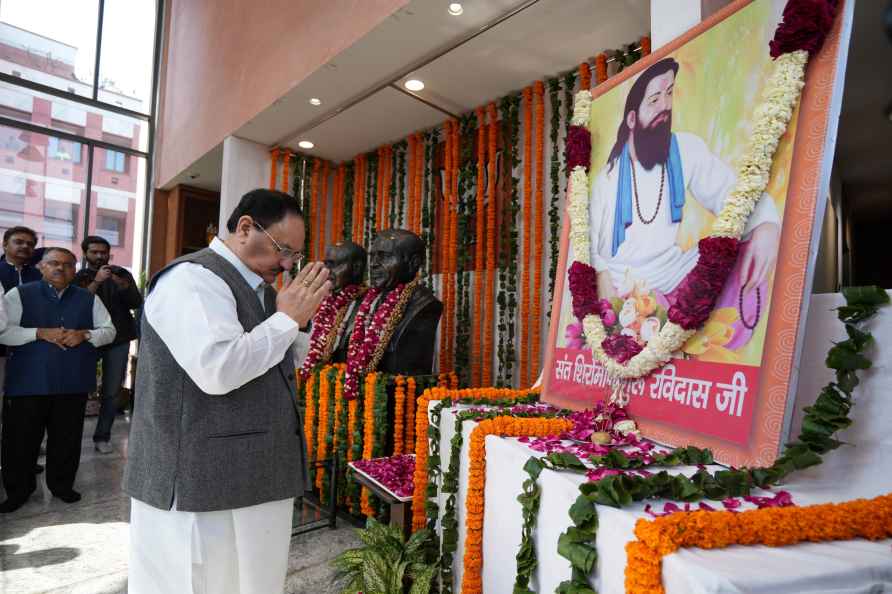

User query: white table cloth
[428,292,892,593]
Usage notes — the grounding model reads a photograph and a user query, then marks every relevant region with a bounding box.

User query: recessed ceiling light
[298,140,314,149]
[448,3,463,16]
[404,79,425,92]
[309,97,322,106]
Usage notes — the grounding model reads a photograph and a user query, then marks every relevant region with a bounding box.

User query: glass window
[96,212,124,246]
[104,149,127,173]
[0,124,87,256]
[98,0,157,113]
[0,81,149,152]
[90,152,146,271]
[47,137,83,164]
[0,1,99,98]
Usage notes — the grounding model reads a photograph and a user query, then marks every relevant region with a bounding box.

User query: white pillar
[219,135,269,239]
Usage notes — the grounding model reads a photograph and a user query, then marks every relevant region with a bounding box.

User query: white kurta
[590,132,780,295]
[128,238,310,594]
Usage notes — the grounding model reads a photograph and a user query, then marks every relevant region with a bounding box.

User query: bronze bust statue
[325,241,366,293]
[324,241,367,363]
[368,229,442,376]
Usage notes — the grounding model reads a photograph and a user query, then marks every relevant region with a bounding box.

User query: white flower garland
[568,50,808,388]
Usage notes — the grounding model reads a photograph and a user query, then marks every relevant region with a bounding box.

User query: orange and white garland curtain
[263,34,652,384]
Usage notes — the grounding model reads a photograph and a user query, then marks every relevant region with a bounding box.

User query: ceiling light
[298,140,315,149]
[448,3,464,16]
[404,79,425,92]
[309,97,322,106]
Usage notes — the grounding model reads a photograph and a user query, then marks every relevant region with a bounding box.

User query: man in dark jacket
[0,247,116,512]
[1,226,44,473]
[74,236,143,454]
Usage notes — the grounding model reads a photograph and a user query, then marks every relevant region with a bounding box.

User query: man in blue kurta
[0,247,116,513]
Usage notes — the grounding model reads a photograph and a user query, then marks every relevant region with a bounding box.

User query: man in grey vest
[124,189,331,594]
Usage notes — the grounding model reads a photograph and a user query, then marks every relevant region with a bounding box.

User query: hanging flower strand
[483,102,499,386]
[531,81,545,382]
[472,107,486,386]
[520,86,533,386]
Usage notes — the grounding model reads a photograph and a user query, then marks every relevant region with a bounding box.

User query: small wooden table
[348,463,413,539]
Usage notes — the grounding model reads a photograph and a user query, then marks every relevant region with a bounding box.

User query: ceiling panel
[410,0,649,112]
[236,0,527,147]
[292,86,447,163]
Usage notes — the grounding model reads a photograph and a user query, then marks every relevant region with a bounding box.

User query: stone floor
[0,414,360,594]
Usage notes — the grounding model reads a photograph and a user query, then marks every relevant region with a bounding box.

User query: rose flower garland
[343,279,419,401]
[299,284,367,379]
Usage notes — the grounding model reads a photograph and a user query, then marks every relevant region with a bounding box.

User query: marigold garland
[352,154,366,244]
[281,149,291,193]
[319,160,329,256]
[483,102,499,386]
[460,415,573,594]
[382,145,392,230]
[407,135,418,235]
[410,386,538,532]
[303,372,316,463]
[347,397,358,461]
[595,53,608,84]
[626,493,892,594]
[309,158,321,261]
[361,372,378,517]
[640,35,651,57]
[520,86,533,387]
[405,376,417,454]
[578,61,592,90]
[315,365,332,491]
[332,366,344,453]
[393,375,406,455]
[531,82,545,384]
[269,147,279,190]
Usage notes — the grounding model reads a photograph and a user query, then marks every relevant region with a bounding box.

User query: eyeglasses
[253,222,305,265]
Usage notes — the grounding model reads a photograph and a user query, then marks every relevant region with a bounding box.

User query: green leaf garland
[514,287,889,593]
[343,161,355,243]
[397,142,407,228]
[547,77,562,314]
[497,93,522,386]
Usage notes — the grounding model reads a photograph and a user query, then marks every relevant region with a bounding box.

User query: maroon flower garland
[769,0,838,58]
[343,279,420,401]
[299,284,367,379]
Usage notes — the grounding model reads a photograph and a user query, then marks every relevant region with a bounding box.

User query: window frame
[0,0,163,274]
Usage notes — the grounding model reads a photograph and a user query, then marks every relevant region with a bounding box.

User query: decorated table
[418,292,892,593]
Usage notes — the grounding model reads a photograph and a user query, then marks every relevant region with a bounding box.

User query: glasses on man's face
[45,260,75,270]
[253,222,305,266]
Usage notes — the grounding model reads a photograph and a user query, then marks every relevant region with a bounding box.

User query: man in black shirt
[74,236,143,454]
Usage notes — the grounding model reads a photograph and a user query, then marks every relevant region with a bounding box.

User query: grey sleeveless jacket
[123,248,307,512]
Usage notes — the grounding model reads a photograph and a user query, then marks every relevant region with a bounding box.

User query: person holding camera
[74,236,143,454]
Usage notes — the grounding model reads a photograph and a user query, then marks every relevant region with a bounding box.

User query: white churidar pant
[128,497,294,594]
